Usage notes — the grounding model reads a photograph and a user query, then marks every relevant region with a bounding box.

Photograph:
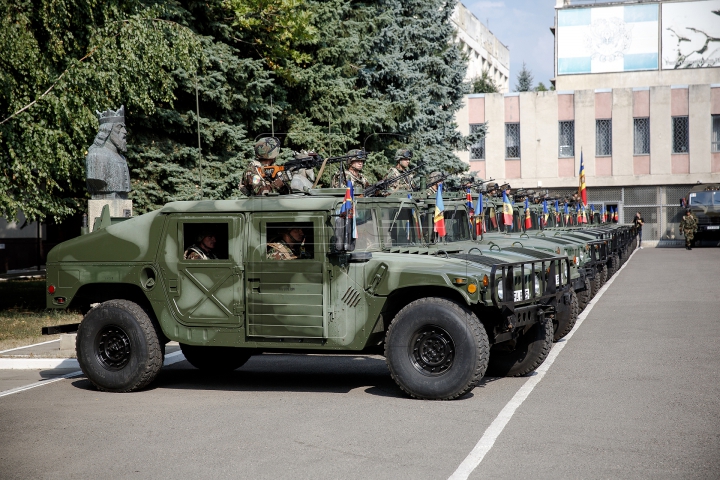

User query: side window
[182,223,229,260]
[266,222,314,260]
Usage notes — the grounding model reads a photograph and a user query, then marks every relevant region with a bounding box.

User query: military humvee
[45,192,569,400]
[683,183,720,242]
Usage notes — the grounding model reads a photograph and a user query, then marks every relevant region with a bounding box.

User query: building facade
[452,3,510,93]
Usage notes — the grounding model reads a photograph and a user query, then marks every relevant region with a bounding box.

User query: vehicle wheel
[600,264,608,285]
[485,316,553,377]
[607,256,617,277]
[384,297,489,400]
[592,269,603,294]
[577,278,592,311]
[553,290,579,342]
[179,344,254,372]
[76,299,163,392]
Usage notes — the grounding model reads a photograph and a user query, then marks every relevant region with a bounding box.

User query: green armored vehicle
[45,193,567,400]
[683,183,720,242]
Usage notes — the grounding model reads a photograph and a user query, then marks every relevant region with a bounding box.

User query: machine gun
[364,162,425,197]
[257,150,367,181]
[424,172,450,191]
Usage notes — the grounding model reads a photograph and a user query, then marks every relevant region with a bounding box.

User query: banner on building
[557,4,659,75]
[662,0,720,70]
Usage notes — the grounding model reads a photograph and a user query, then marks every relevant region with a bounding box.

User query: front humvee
[46,194,564,399]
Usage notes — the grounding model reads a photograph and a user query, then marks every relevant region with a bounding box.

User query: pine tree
[471,69,499,94]
[514,61,534,92]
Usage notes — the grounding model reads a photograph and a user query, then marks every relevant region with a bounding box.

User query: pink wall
[558,94,574,121]
[468,97,485,124]
[470,160,486,179]
[505,160,521,179]
[504,96,519,123]
[633,156,650,175]
[558,158,574,177]
[712,153,720,173]
[671,89,689,116]
[672,154,689,174]
[712,88,720,115]
[633,90,650,118]
[595,157,612,176]
[595,92,612,119]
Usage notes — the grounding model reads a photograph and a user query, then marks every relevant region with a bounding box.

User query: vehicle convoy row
[43,183,636,400]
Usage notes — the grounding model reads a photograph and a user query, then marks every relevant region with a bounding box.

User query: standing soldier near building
[384,149,415,191]
[331,149,370,189]
[679,208,698,250]
[241,137,290,196]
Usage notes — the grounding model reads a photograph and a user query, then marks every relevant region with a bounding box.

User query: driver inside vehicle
[267,227,306,260]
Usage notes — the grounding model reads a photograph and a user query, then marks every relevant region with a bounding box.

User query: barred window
[712,115,720,153]
[672,116,689,153]
[633,118,650,155]
[470,124,485,160]
[558,121,574,157]
[505,123,520,159]
[596,119,612,156]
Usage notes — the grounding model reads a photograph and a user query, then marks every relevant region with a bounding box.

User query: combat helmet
[395,148,413,161]
[255,137,281,160]
[427,171,443,184]
[346,149,366,161]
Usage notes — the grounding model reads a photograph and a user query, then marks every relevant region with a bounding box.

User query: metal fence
[544,184,693,242]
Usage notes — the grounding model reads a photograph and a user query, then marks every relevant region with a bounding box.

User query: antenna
[195,73,202,200]
[270,95,274,137]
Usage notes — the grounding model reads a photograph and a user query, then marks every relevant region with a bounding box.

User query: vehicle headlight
[534,275,541,294]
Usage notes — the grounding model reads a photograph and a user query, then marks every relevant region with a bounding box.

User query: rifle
[364,162,425,197]
[424,172,449,191]
[257,150,368,180]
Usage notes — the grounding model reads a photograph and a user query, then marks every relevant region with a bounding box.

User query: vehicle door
[158,214,244,326]
[246,214,328,339]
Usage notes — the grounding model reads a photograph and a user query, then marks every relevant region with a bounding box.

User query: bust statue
[86,106,131,199]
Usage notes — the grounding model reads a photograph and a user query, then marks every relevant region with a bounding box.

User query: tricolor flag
[564,203,570,225]
[434,183,446,237]
[554,199,561,223]
[489,205,498,229]
[590,204,595,224]
[476,193,486,235]
[502,191,513,227]
[466,189,474,217]
[579,203,587,224]
[613,207,619,222]
[338,180,357,247]
[579,151,587,205]
[542,200,549,226]
[524,198,532,230]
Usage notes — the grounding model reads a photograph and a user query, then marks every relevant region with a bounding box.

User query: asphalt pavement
[1,248,718,479]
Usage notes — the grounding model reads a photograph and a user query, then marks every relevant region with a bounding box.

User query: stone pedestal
[89,199,133,232]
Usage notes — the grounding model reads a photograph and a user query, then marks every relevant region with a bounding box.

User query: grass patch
[0,280,82,351]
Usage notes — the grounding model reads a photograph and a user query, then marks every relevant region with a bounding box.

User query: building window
[712,115,720,153]
[470,124,485,160]
[505,123,520,159]
[634,118,650,155]
[672,116,689,153]
[558,121,574,157]
[596,119,612,157]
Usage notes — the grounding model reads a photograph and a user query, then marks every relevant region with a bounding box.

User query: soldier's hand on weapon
[272,177,285,189]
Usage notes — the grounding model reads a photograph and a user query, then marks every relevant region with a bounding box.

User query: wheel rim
[409,325,455,376]
[95,325,131,371]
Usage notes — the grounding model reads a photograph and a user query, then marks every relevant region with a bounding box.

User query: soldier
[241,137,290,196]
[486,183,499,197]
[425,171,443,195]
[384,149,415,191]
[679,208,698,250]
[184,231,218,260]
[267,226,306,260]
[331,149,370,189]
[633,212,645,248]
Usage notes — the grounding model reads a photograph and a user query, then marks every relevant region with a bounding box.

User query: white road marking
[0,358,79,369]
[0,351,187,398]
[449,248,639,480]
[0,339,59,354]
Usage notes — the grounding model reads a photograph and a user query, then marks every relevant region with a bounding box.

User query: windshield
[443,208,472,242]
[356,204,424,248]
[689,191,720,206]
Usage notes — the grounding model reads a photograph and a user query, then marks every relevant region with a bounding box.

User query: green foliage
[514,61,534,92]
[471,69,498,94]
[535,81,548,92]
[0,0,199,222]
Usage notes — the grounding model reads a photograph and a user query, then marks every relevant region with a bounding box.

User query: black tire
[607,255,617,277]
[179,344,253,372]
[384,297,489,400]
[599,264,608,285]
[577,278,592,311]
[592,268,602,294]
[553,290,579,342]
[76,300,163,392]
[485,316,553,377]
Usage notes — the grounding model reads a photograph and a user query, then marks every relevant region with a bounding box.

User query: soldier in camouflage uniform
[267,226,306,260]
[679,208,698,250]
[184,231,218,260]
[384,149,415,191]
[331,149,370,189]
[424,171,443,195]
[241,137,290,196]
